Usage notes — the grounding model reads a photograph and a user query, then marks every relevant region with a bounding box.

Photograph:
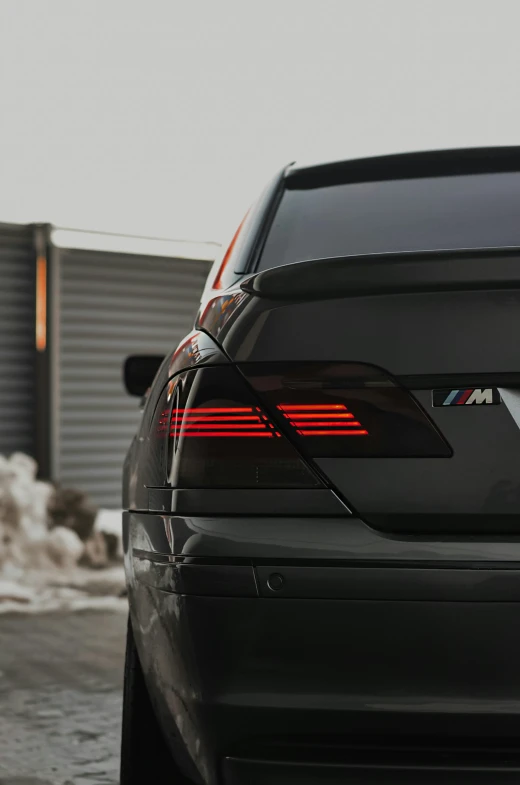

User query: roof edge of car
[285,146,520,189]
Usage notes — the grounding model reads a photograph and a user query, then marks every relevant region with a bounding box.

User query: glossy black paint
[223,754,520,784]
[126,507,520,784]
[125,529,520,785]
[146,487,349,516]
[211,283,520,374]
[123,148,520,784]
[122,330,229,511]
[125,511,520,564]
[285,145,520,188]
[133,556,257,597]
[254,564,520,601]
[316,385,520,533]
[195,274,520,533]
[125,522,520,784]
[131,526,520,602]
[242,247,520,302]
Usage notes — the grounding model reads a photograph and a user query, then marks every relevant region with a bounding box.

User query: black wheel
[120,617,189,784]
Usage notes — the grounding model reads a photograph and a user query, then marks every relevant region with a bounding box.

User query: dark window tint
[258,172,520,270]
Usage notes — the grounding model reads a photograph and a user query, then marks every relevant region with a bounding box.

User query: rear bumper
[124,512,520,785]
[223,750,520,784]
[124,510,520,564]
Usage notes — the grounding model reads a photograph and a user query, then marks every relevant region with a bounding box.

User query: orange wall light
[36,255,47,352]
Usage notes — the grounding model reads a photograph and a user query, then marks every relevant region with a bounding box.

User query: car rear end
[124,148,520,784]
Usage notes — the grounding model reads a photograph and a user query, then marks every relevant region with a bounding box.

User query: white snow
[0,453,126,614]
[46,526,85,568]
[0,580,34,603]
[0,590,127,615]
[0,564,127,615]
[94,508,124,559]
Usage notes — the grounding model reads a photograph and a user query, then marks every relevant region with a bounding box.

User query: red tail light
[143,361,450,498]
[278,404,369,436]
[170,405,281,438]
[148,366,323,489]
[239,362,451,458]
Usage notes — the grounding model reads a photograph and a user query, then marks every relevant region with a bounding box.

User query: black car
[121,147,520,785]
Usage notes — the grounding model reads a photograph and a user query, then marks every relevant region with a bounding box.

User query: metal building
[0,223,37,460]
[0,223,216,508]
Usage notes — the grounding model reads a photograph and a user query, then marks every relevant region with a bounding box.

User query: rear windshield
[258,172,520,270]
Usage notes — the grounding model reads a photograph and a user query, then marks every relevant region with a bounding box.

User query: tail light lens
[239,362,451,458]
[158,366,322,489]
[278,404,369,436]
[169,407,280,438]
[142,361,450,498]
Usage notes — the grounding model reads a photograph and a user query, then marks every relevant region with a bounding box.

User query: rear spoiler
[241,247,520,301]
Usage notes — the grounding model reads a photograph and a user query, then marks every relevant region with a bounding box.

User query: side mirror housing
[123,354,165,397]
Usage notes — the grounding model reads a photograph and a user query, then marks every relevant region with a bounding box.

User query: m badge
[432,388,501,407]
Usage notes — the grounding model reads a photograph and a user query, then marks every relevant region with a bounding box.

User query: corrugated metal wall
[0,224,36,458]
[57,249,211,507]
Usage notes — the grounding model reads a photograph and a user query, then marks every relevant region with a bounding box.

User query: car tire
[120,617,189,784]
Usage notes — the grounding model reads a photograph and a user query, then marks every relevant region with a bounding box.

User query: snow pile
[0,566,127,615]
[95,508,124,560]
[0,453,125,612]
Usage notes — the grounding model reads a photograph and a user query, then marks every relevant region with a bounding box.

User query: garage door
[57,248,211,507]
[0,224,36,459]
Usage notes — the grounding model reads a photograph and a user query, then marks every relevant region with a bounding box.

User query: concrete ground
[0,609,127,785]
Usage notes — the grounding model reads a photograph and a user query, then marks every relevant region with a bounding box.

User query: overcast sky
[1,0,520,245]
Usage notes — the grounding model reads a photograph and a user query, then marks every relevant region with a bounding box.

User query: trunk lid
[208,250,520,533]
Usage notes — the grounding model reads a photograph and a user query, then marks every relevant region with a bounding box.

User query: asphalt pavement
[0,609,127,785]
